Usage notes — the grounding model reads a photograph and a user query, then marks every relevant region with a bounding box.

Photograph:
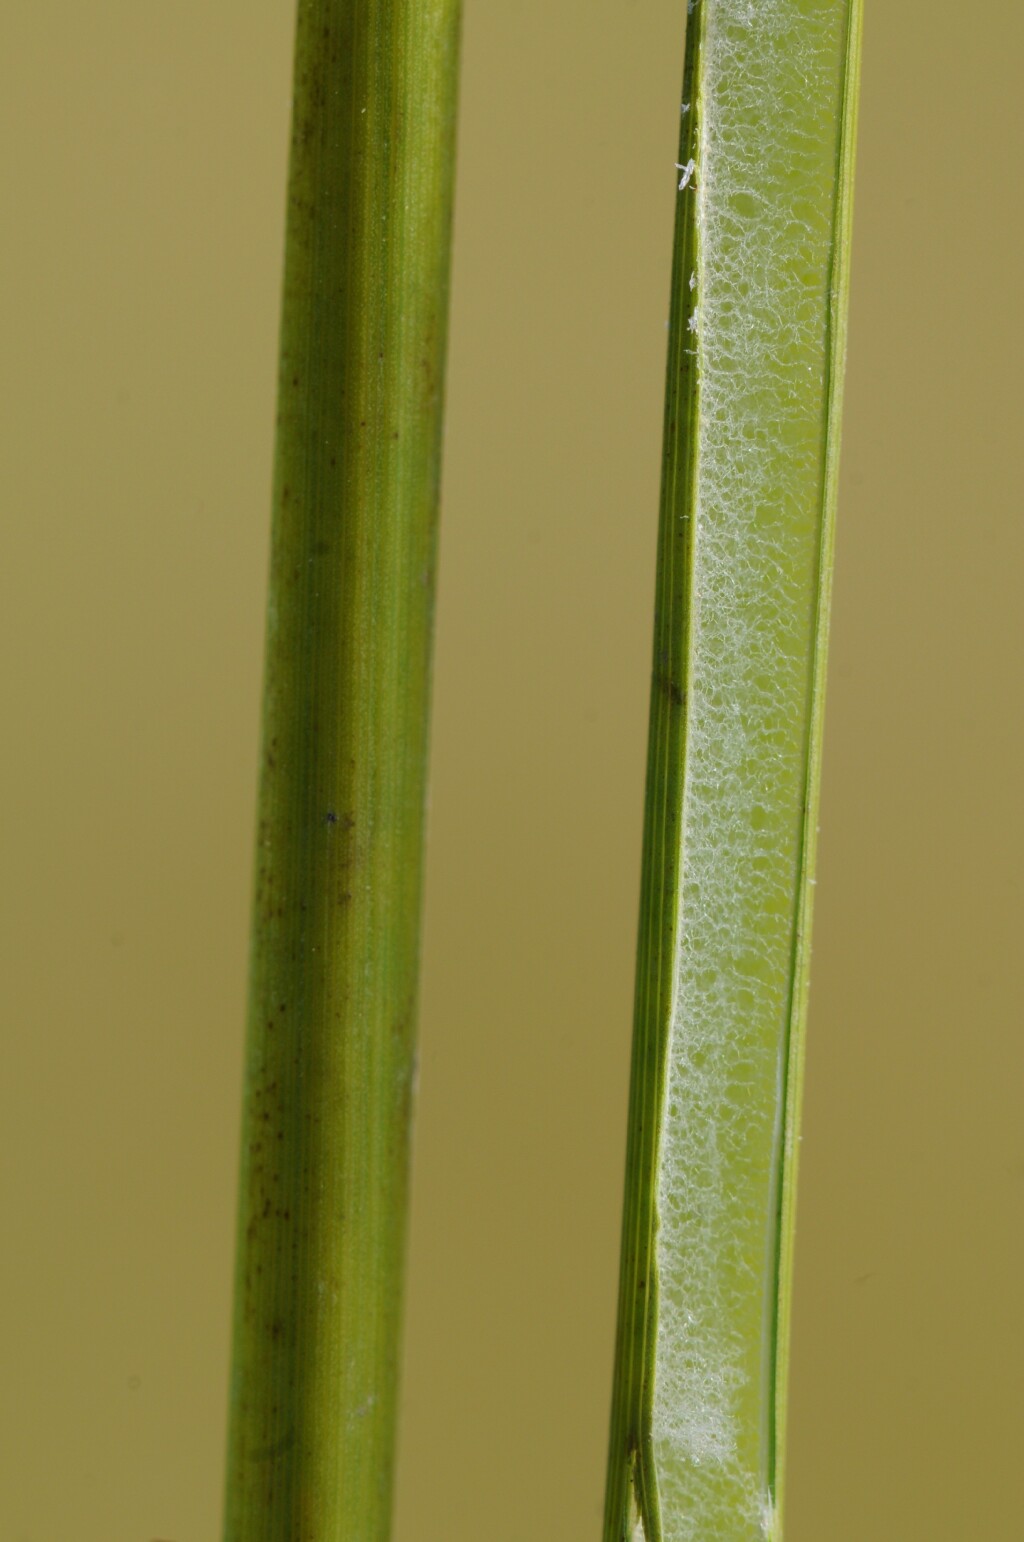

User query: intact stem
[223,5,460,1539]
[604,4,862,1540]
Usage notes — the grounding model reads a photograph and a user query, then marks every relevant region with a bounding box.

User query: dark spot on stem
[655,671,686,708]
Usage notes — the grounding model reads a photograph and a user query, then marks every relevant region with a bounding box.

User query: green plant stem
[604,4,862,1540]
[222,5,460,1539]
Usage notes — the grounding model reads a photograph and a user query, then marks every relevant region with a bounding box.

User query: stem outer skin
[223,5,460,1540]
[604,4,862,1540]
[772,5,863,1529]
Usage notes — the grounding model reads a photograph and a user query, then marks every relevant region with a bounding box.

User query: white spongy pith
[650,3,847,1539]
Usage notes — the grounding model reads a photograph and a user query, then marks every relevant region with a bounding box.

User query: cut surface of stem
[605,4,862,1540]
[222,4,460,1539]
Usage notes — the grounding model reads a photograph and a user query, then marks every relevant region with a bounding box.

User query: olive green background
[1,3,1020,1539]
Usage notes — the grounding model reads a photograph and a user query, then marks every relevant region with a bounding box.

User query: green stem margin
[602,27,705,1542]
[773,6,864,1526]
[223,5,460,1540]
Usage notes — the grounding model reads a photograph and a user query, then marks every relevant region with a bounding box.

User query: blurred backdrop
[1,3,1021,1538]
